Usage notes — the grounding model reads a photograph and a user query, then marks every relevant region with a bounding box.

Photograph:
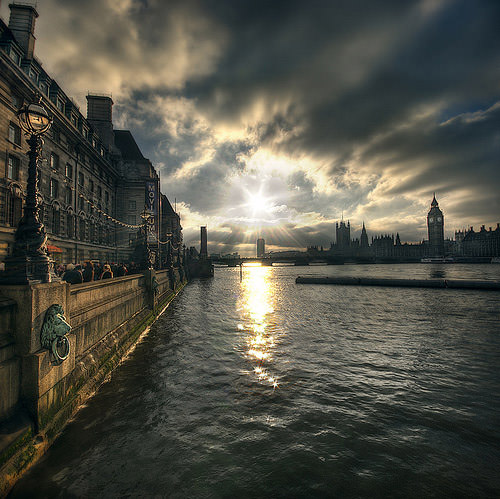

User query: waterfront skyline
[3,0,498,256]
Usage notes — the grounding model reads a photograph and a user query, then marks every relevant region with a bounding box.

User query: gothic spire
[431,193,438,207]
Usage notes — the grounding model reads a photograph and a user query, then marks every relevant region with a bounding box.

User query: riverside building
[256,238,265,258]
[0,3,181,265]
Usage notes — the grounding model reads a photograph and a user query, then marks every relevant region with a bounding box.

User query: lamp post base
[2,253,58,285]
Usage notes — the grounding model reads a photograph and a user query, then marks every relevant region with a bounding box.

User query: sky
[2,0,499,255]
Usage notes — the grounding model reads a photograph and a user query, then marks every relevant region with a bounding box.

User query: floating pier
[295,276,500,290]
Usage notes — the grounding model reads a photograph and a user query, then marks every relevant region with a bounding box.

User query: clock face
[429,217,434,223]
[437,216,442,222]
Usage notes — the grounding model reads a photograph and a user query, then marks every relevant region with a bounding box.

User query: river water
[10,264,500,498]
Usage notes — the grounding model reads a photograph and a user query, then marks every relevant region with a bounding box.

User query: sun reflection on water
[238,265,279,390]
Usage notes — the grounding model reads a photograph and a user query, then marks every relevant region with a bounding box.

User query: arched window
[89,221,95,243]
[52,203,61,235]
[79,217,86,241]
[7,183,23,227]
[98,224,103,245]
[66,212,74,238]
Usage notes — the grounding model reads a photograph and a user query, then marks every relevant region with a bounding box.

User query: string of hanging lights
[77,192,145,229]
[78,192,182,247]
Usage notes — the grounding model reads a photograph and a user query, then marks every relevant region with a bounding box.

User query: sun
[248,192,271,215]
[228,178,281,224]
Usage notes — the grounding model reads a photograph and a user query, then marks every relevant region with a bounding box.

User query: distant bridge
[210,255,422,266]
[211,255,347,267]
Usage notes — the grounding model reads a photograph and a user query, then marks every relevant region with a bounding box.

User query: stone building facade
[456,224,500,258]
[0,3,180,265]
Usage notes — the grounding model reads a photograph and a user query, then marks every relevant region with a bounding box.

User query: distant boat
[420,257,455,263]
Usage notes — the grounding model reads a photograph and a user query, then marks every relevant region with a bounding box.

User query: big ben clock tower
[427,194,444,256]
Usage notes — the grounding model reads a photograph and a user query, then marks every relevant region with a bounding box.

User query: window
[71,115,77,126]
[39,82,48,95]
[29,68,38,83]
[11,94,21,109]
[105,191,109,205]
[8,122,21,146]
[65,187,72,205]
[57,99,64,112]
[50,179,59,199]
[9,49,20,65]
[97,186,102,199]
[78,172,84,187]
[128,200,137,210]
[50,153,59,171]
[52,208,61,235]
[79,218,86,240]
[89,179,94,193]
[7,191,22,227]
[7,156,20,180]
[78,196,85,211]
[51,127,60,143]
[65,163,73,178]
[129,215,136,225]
[67,214,74,238]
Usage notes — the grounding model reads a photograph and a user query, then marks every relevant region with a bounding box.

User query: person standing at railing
[115,263,128,277]
[82,261,94,282]
[101,264,113,279]
[63,264,83,284]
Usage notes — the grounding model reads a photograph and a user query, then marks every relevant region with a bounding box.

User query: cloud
[4,0,498,254]
[31,0,227,105]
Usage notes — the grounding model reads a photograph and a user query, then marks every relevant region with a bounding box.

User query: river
[10,264,500,498]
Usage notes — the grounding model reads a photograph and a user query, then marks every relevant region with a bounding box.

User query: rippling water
[11,264,500,498]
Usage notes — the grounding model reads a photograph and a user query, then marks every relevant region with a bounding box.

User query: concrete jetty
[295,276,500,290]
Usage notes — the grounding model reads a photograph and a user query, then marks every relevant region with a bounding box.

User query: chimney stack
[87,94,115,149]
[8,3,39,59]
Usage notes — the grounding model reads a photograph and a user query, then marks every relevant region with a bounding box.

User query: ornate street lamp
[3,96,55,284]
[166,234,173,269]
[140,208,154,270]
[18,100,52,136]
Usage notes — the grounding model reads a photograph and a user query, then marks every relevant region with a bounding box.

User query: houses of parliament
[307,195,500,261]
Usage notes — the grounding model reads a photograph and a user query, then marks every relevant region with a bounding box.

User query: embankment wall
[0,267,185,495]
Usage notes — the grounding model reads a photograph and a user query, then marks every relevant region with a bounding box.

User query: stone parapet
[0,266,188,495]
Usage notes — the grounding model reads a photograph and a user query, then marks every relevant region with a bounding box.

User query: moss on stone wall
[0,427,32,469]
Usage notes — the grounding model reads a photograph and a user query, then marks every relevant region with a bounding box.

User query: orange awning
[46,244,63,254]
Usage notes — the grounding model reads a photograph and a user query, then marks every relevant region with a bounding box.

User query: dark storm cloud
[31,0,226,102]
[193,0,499,139]
[363,103,500,206]
[188,0,500,200]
